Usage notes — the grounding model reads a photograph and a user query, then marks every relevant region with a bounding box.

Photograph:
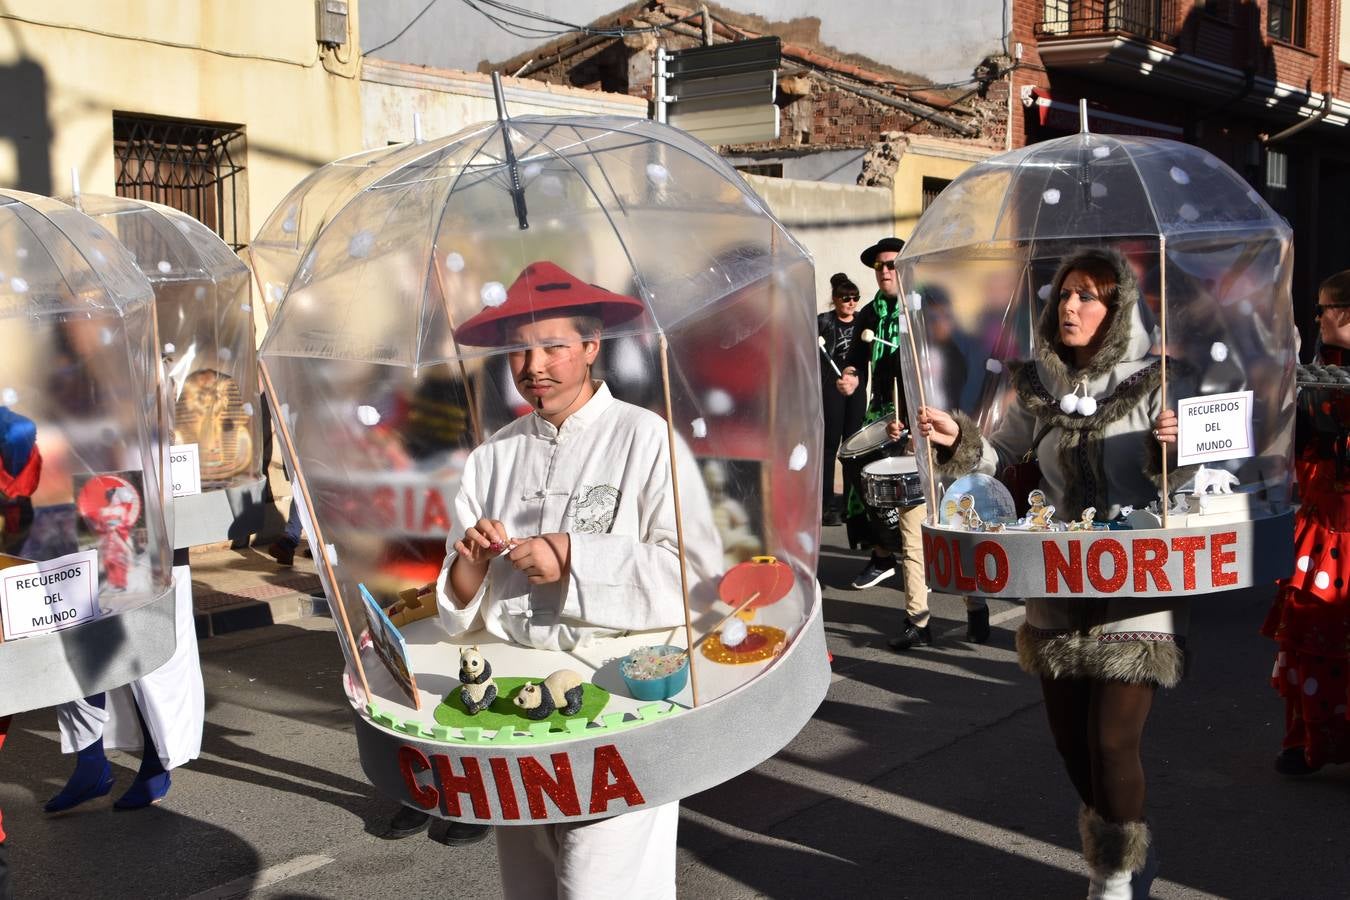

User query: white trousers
[56,565,203,769]
[495,802,678,900]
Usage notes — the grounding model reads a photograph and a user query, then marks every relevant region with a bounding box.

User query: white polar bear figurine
[1191,465,1240,496]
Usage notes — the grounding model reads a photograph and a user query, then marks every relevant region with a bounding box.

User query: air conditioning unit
[316,0,348,48]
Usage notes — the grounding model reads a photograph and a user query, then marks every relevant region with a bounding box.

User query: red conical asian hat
[454,261,647,347]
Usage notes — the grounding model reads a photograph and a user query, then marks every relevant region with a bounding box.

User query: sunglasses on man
[1316,303,1350,318]
[872,260,898,272]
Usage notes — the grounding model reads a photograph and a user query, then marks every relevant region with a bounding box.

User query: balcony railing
[1037,0,1179,44]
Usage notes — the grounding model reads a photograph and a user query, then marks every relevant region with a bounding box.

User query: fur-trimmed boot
[1079,807,1153,900]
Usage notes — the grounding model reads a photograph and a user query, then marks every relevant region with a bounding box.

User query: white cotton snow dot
[523,162,542,179]
[163,343,176,355]
[347,230,376,259]
[1238,299,1253,316]
[91,249,106,264]
[99,328,113,346]
[1315,571,1331,590]
[480,281,507,307]
[908,292,922,311]
[1042,188,1061,205]
[0,388,17,405]
[538,175,564,197]
[325,543,339,565]
[788,443,809,471]
[242,402,254,417]
[690,418,708,439]
[797,530,816,553]
[896,314,909,334]
[1090,182,1108,199]
[1092,146,1111,159]
[356,404,381,426]
[1077,396,1097,416]
[1060,394,1079,415]
[1038,284,1053,301]
[1178,203,1199,221]
[444,252,465,273]
[266,282,284,302]
[1304,677,1320,696]
[241,303,251,312]
[645,163,670,186]
[1297,555,1311,572]
[1169,166,1190,185]
[986,359,1003,374]
[705,389,734,416]
[611,339,647,383]
[156,260,172,274]
[9,277,27,293]
[721,617,749,648]
[14,247,27,259]
[218,347,234,362]
[1210,341,1229,362]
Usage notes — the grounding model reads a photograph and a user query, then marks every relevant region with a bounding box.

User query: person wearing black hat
[837,237,936,650]
[436,260,721,899]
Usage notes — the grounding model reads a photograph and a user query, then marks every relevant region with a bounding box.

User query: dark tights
[1040,677,1155,823]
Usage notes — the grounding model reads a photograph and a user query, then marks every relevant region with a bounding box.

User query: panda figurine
[512,669,585,720]
[458,646,498,715]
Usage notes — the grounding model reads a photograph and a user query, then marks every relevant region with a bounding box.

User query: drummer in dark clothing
[819,273,868,525]
[837,238,990,648]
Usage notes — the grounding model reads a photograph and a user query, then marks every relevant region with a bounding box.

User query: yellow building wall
[0,0,365,240]
[891,138,996,240]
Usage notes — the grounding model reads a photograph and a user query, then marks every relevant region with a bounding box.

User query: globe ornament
[939,474,1016,525]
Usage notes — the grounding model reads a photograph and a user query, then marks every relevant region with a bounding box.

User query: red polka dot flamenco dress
[1263,344,1350,769]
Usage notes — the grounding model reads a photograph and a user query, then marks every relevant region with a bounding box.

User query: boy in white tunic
[436,261,719,900]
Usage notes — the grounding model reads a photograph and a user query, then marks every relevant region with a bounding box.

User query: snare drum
[838,419,908,467]
[861,456,925,508]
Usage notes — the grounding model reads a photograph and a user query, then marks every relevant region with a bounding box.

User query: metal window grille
[1037,0,1179,43]
[1267,0,1306,46]
[113,114,248,251]
[922,177,952,212]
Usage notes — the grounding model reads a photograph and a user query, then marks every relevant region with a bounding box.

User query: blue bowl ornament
[939,474,1016,526]
[619,645,690,701]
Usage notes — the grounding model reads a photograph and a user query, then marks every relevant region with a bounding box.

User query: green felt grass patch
[434,676,610,730]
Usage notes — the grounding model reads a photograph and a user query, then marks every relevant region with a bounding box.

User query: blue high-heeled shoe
[43,755,114,813]
[113,771,171,811]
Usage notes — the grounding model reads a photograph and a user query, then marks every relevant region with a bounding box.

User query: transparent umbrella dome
[249,140,450,322]
[896,128,1296,514]
[259,115,822,711]
[0,189,174,713]
[70,194,261,489]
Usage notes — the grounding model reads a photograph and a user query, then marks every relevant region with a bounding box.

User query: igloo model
[258,103,830,824]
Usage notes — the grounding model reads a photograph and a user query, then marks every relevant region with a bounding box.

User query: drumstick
[817,336,842,377]
[893,377,901,427]
[689,591,761,652]
[860,329,898,349]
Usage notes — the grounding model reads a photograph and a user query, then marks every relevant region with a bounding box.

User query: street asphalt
[2,524,1348,898]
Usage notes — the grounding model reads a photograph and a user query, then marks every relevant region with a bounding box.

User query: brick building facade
[1010,0,1350,334]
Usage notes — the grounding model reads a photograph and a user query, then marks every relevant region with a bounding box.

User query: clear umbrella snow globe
[259,94,830,824]
[0,190,175,716]
[894,109,1296,601]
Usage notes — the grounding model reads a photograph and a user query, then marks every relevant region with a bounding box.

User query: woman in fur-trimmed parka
[919,247,1181,900]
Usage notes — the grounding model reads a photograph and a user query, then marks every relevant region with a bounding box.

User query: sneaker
[850,555,896,589]
[1274,746,1322,776]
[888,619,933,651]
[383,805,431,839]
[429,819,491,846]
[267,537,297,567]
